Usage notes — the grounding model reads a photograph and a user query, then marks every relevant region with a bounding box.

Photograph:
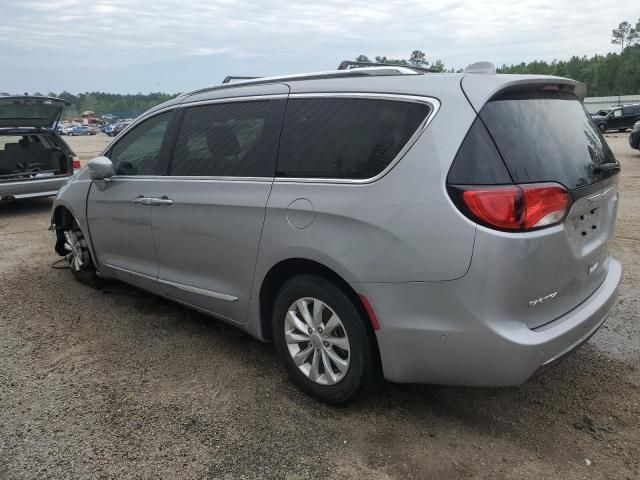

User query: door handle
[133,196,153,205]
[148,196,173,206]
[132,196,173,206]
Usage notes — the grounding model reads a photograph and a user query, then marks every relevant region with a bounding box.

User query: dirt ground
[1,134,639,480]
[64,134,112,166]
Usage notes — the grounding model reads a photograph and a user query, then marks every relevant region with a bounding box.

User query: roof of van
[145,69,586,117]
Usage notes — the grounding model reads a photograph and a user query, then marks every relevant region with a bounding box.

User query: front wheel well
[53,205,75,229]
[52,206,77,256]
[258,258,376,343]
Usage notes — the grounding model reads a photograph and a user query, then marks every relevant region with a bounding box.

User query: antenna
[463,62,496,74]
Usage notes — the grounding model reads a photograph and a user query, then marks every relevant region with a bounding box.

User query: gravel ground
[64,133,112,166]
[1,134,639,479]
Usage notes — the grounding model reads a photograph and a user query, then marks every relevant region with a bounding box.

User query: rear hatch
[450,82,620,329]
[0,96,68,129]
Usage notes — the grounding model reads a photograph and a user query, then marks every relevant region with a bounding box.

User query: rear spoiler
[461,75,587,112]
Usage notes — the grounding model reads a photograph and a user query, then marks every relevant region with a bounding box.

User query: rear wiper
[594,163,621,174]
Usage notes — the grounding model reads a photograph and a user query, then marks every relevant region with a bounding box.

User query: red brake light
[520,184,570,229]
[456,183,570,231]
[462,186,523,230]
[72,157,81,170]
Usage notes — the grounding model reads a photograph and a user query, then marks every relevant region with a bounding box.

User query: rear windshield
[480,92,618,190]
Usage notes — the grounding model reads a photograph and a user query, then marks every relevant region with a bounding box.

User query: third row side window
[276,98,430,179]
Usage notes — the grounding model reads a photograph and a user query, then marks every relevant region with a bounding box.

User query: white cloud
[0,0,635,93]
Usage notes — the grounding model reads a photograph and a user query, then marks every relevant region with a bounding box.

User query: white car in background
[60,124,78,135]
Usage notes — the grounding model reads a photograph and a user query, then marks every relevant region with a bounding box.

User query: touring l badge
[529,291,558,308]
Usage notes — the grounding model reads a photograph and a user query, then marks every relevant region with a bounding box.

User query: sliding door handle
[148,197,173,206]
[133,196,153,205]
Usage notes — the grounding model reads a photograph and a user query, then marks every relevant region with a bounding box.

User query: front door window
[110,111,172,175]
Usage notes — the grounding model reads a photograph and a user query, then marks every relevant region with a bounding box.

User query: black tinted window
[480,94,618,189]
[170,101,275,177]
[622,107,634,116]
[110,111,172,176]
[447,118,512,185]
[277,98,429,179]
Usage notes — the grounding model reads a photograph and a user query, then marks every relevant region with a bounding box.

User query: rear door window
[276,98,430,179]
[479,92,618,190]
[169,100,279,177]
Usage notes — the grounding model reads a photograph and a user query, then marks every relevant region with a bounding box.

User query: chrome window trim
[108,175,272,183]
[102,92,440,185]
[274,93,440,185]
[104,175,164,181]
[180,94,288,108]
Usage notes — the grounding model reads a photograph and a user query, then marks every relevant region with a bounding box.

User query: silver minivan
[51,64,622,403]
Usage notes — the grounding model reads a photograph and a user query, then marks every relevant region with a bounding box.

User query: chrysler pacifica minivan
[51,63,621,403]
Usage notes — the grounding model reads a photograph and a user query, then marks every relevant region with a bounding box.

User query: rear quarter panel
[252,80,479,296]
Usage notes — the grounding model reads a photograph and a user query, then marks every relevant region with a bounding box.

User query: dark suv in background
[593,104,640,132]
[630,120,640,151]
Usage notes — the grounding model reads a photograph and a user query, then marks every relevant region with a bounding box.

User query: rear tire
[272,274,379,403]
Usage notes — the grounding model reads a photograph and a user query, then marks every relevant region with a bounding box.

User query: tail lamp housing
[448,183,571,232]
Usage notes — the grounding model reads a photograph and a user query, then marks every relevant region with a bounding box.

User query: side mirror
[88,156,114,180]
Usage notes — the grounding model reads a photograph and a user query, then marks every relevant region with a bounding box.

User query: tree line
[31,91,178,120]
[355,18,640,97]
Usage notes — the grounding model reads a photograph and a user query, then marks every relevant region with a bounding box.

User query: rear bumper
[0,175,70,200]
[355,257,621,385]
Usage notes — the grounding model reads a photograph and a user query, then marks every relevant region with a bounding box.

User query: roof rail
[463,61,496,75]
[337,60,439,73]
[186,63,440,98]
[222,75,262,84]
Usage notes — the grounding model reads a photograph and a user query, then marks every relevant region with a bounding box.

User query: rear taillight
[450,183,570,231]
[520,184,570,229]
[72,157,81,170]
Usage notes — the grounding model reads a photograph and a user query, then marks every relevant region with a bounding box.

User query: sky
[0,0,637,94]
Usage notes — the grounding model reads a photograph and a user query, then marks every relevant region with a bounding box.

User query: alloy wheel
[63,229,88,272]
[284,297,351,385]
